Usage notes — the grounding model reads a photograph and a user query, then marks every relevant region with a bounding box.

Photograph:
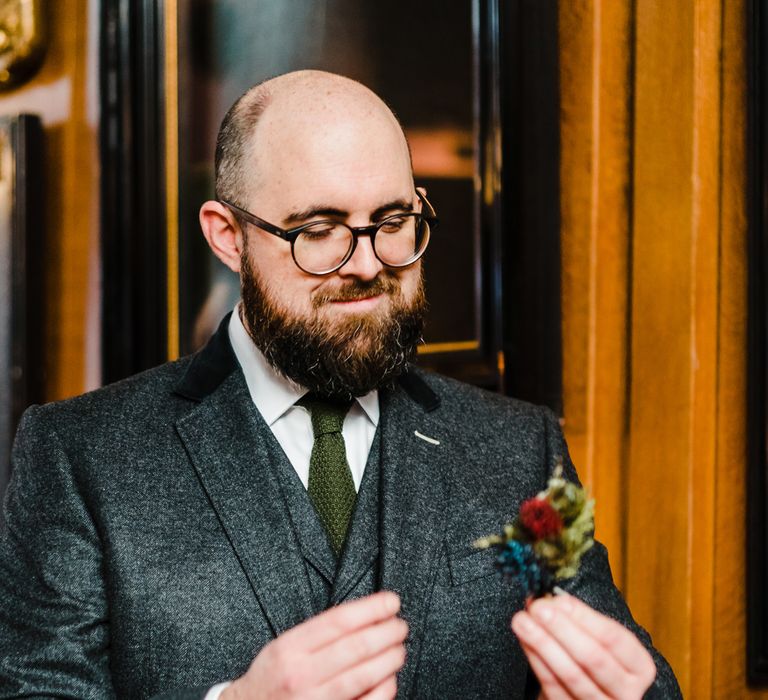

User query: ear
[415,185,428,210]
[415,185,432,217]
[199,200,244,273]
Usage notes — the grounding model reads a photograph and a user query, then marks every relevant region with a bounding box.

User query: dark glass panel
[177,0,479,359]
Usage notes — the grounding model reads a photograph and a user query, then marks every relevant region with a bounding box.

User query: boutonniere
[473,461,595,598]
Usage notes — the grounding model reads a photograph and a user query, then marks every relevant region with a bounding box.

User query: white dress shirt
[203,308,380,700]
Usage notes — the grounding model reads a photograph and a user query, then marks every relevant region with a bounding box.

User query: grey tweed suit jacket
[0,317,681,699]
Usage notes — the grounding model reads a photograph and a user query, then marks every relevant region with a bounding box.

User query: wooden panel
[685,4,722,694]
[627,3,700,693]
[0,0,98,401]
[36,0,98,400]
[714,0,768,695]
[559,0,631,587]
[561,0,768,695]
[626,0,762,696]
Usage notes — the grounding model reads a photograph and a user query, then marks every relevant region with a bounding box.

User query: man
[0,71,680,699]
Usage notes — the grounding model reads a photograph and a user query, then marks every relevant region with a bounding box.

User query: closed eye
[299,222,345,240]
[378,214,414,233]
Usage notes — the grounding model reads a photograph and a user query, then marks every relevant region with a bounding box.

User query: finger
[529,600,646,697]
[312,617,408,684]
[317,643,406,700]
[529,599,634,698]
[519,640,577,700]
[552,594,657,682]
[512,611,609,699]
[281,591,401,652]
[356,674,398,700]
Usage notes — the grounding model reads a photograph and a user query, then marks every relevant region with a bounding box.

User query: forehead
[245,98,413,210]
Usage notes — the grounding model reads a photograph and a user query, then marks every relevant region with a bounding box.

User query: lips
[330,293,383,303]
[314,278,398,307]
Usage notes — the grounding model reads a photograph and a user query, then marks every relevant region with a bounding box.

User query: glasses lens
[293,222,354,274]
[374,214,430,266]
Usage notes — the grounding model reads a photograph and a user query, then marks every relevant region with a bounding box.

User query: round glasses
[220,191,437,275]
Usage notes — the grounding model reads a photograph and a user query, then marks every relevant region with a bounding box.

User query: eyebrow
[282,199,414,227]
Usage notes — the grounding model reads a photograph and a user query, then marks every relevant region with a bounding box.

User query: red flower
[518,498,563,540]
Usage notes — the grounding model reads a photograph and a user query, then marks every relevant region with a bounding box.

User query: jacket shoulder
[409,365,555,421]
[25,356,198,438]
[405,366,567,483]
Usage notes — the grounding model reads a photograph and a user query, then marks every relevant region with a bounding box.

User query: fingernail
[383,591,400,612]
[513,612,535,634]
[531,602,555,623]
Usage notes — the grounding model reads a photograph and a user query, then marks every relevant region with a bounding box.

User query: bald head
[214,70,412,207]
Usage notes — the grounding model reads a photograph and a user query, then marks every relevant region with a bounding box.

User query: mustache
[313,276,399,307]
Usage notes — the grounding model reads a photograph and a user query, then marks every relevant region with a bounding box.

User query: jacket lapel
[173,316,316,637]
[378,375,449,698]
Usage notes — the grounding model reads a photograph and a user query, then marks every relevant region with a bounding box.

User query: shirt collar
[227,306,379,427]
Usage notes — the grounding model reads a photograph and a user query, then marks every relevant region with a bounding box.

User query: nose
[336,233,384,281]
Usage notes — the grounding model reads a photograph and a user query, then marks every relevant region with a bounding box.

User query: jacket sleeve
[0,405,117,698]
[0,407,233,700]
[539,406,682,699]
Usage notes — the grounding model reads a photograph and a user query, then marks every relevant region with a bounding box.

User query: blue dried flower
[496,540,554,598]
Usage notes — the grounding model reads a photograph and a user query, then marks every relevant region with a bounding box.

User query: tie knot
[298,395,353,437]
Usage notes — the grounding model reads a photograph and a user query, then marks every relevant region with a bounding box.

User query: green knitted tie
[299,395,356,556]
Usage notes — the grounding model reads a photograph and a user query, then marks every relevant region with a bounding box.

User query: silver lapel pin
[414,430,440,446]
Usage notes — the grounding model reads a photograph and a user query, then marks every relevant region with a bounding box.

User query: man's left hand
[511,592,657,699]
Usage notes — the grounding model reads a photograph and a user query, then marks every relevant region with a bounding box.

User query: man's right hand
[221,591,407,700]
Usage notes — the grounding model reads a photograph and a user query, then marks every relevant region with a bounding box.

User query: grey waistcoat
[266,422,382,611]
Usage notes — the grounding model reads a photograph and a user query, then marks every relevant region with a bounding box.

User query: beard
[239,251,427,401]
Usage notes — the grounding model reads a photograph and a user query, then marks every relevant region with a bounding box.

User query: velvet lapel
[378,377,449,698]
[173,317,316,637]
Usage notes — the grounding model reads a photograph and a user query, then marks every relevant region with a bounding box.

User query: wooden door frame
[99,0,563,412]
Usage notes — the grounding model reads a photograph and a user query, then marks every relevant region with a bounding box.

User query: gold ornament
[0,0,45,91]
